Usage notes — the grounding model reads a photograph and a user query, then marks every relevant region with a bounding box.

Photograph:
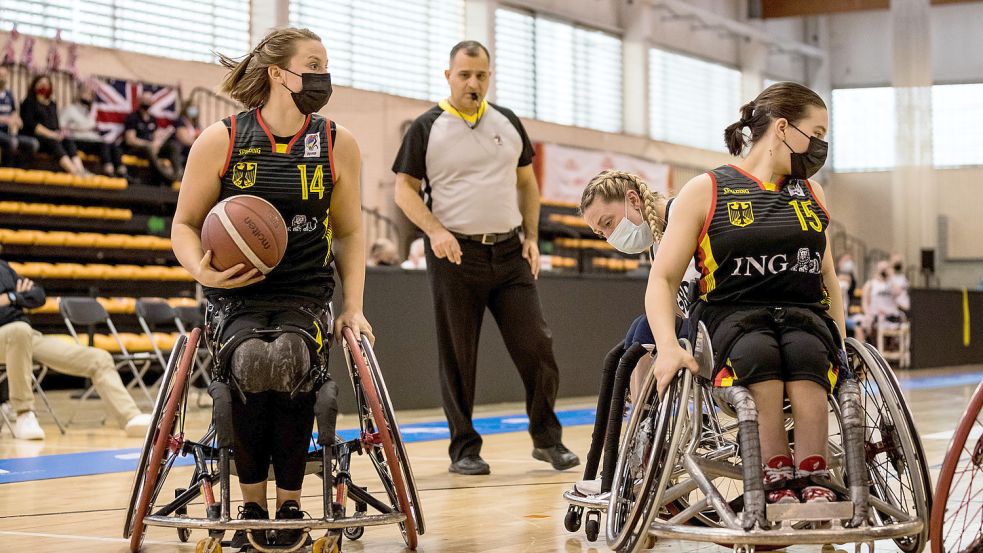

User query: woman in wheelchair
[645,82,848,506]
[171,28,372,548]
[563,171,700,507]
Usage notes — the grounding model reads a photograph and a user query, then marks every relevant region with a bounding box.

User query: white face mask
[606,198,654,254]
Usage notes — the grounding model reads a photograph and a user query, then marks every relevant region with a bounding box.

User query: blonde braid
[636,179,666,243]
[579,169,667,243]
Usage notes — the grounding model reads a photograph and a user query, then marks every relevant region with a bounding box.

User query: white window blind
[649,48,741,152]
[289,0,465,102]
[831,87,895,172]
[932,83,983,168]
[495,8,622,132]
[0,0,249,63]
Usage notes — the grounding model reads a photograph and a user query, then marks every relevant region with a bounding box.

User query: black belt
[451,227,520,245]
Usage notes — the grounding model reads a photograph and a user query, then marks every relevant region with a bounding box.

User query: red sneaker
[798,455,837,503]
[764,455,798,504]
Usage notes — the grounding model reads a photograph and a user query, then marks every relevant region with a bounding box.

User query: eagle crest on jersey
[728,201,754,227]
[232,161,258,189]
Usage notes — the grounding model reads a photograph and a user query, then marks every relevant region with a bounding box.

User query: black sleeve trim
[391,106,443,180]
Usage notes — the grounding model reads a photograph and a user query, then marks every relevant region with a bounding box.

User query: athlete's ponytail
[579,170,667,243]
[724,82,826,156]
[219,27,321,109]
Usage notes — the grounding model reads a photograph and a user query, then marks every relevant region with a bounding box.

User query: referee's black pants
[425,235,563,462]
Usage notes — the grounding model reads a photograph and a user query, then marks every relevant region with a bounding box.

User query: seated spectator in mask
[368,238,400,267]
[0,66,40,167]
[888,254,911,314]
[861,260,904,337]
[164,102,201,180]
[19,74,87,176]
[60,84,126,177]
[401,237,427,270]
[123,91,175,185]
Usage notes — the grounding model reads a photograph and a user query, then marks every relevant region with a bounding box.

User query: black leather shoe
[532,444,581,471]
[448,455,491,475]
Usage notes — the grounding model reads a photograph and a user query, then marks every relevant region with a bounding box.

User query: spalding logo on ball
[201,195,288,275]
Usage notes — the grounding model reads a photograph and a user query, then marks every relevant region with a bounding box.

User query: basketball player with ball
[171,27,370,548]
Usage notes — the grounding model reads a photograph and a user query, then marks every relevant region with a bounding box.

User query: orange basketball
[200,195,288,275]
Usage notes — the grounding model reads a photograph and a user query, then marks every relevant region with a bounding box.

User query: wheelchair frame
[123,326,425,553]
[603,324,931,553]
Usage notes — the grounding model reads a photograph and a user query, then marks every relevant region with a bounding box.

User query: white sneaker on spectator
[13,411,46,440]
[124,413,153,438]
[124,413,151,438]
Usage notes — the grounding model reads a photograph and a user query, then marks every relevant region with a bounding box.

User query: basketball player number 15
[297,164,325,200]
[789,200,823,232]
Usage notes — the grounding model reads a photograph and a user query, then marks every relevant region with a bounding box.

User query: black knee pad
[230,334,314,394]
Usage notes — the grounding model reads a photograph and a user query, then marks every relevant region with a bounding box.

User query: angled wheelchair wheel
[125,328,199,552]
[930,380,983,553]
[342,328,419,550]
[606,366,691,552]
[358,334,426,535]
[845,338,931,553]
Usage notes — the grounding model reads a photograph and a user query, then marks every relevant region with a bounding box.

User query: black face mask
[893,263,903,272]
[80,98,93,108]
[280,68,332,115]
[880,271,889,279]
[783,122,828,179]
[139,102,151,111]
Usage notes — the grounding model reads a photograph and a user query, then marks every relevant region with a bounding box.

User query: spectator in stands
[861,260,904,338]
[163,101,202,181]
[368,238,400,267]
[889,253,911,313]
[123,90,175,185]
[836,253,863,340]
[0,65,40,167]
[0,252,151,440]
[19,74,87,175]
[60,83,127,177]
[401,237,427,270]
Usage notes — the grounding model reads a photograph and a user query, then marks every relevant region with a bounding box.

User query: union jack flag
[92,77,178,142]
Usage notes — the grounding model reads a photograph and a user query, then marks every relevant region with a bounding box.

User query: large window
[289,0,464,102]
[649,48,741,152]
[831,87,895,172]
[932,83,983,168]
[495,8,622,132]
[0,0,249,63]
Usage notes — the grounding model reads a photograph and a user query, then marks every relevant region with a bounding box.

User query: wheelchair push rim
[342,327,420,550]
[125,328,199,552]
[358,333,426,534]
[930,379,983,553]
[846,337,932,553]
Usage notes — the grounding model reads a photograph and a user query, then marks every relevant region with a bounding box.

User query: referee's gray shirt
[392,99,535,235]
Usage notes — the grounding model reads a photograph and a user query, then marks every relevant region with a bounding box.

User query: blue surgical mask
[606,198,654,254]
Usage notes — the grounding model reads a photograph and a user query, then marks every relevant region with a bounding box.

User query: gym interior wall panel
[328,268,646,412]
[910,288,983,369]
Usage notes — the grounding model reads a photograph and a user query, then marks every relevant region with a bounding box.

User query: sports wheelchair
[603,322,931,553]
[123,324,425,553]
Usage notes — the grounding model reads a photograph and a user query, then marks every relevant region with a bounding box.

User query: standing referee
[393,40,578,475]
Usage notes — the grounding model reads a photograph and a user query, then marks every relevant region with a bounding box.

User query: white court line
[0,529,174,546]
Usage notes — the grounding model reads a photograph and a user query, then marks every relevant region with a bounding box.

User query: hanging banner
[536,143,671,205]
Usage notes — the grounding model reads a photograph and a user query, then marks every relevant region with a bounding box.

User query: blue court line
[0,409,597,485]
[0,370,979,485]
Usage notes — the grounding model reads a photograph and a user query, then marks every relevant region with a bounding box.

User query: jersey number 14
[297,164,325,200]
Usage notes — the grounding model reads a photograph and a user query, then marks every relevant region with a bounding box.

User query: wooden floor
[0,365,980,553]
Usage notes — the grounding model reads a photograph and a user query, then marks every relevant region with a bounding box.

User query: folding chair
[876,313,911,369]
[134,299,180,372]
[59,297,156,414]
[0,363,67,435]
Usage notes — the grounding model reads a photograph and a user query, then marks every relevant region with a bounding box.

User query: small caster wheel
[563,505,583,532]
[343,525,364,540]
[195,537,221,553]
[313,534,341,553]
[177,527,191,542]
[584,510,601,542]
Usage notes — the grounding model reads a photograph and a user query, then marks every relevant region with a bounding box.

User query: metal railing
[186,86,240,127]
